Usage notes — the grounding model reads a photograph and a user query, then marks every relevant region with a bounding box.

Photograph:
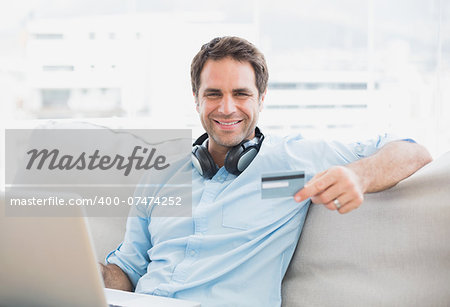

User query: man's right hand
[100,263,133,292]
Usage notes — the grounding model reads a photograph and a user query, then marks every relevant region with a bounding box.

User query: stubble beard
[207,119,257,149]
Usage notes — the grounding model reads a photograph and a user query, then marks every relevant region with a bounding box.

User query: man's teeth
[218,121,240,125]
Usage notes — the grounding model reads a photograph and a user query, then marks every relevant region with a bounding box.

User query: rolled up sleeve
[348,133,415,159]
[106,209,152,288]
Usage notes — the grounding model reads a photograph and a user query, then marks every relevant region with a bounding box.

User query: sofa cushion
[281,152,450,306]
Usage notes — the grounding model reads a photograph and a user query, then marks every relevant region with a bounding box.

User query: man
[101,36,432,306]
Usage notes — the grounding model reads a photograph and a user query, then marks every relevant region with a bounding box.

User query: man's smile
[213,119,243,129]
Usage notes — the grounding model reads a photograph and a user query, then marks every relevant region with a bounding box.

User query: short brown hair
[190,36,269,98]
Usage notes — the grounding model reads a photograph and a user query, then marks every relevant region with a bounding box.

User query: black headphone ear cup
[225,143,260,176]
[192,145,218,179]
[224,142,245,175]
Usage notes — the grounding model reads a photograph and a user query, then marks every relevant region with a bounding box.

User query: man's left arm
[295,141,433,214]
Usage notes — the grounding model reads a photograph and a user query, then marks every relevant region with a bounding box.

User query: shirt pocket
[221,182,275,230]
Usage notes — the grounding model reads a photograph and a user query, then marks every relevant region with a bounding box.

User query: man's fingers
[301,170,327,202]
[322,192,352,210]
[310,183,342,205]
[295,170,335,202]
[336,198,363,214]
[309,170,327,182]
[322,193,363,213]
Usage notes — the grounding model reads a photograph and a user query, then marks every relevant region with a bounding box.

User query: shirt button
[189,250,196,256]
[355,144,364,154]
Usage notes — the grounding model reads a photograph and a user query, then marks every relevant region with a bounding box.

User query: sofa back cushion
[282,152,450,306]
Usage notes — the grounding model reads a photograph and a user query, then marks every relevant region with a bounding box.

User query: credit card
[261,170,305,199]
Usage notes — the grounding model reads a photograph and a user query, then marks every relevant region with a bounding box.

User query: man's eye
[206,93,220,97]
[236,92,250,96]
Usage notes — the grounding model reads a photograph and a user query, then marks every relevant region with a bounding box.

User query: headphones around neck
[192,127,265,179]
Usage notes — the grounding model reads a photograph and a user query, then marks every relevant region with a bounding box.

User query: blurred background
[0,0,449,160]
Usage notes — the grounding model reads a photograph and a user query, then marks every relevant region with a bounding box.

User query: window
[0,0,448,156]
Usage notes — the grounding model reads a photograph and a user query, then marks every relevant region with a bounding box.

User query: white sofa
[88,152,450,306]
[281,151,450,306]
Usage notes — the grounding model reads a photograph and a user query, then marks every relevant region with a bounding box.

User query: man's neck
[206,129,257,169]
[207,144,229,168]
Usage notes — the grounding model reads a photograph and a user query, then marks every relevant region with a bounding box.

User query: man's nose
[218,95,237,114]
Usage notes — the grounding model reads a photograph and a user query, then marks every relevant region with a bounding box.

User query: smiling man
[101,36,432,306]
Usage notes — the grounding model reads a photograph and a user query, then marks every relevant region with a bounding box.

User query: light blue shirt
[106,133,397,307]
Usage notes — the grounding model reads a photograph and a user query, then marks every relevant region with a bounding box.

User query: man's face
[195,57,265,153]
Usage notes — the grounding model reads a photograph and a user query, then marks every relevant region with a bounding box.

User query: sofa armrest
[282,152,450,306]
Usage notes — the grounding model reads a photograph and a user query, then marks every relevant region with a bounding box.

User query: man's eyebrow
[233,88,253,94]
[203,88,222,94]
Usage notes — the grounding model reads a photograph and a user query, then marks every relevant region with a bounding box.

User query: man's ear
[258,89,267,111]
[194,92,199,113]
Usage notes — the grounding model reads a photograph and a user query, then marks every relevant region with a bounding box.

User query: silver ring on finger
[333,198,342,209]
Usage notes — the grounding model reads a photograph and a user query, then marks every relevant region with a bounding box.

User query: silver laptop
[0,193,200,307]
